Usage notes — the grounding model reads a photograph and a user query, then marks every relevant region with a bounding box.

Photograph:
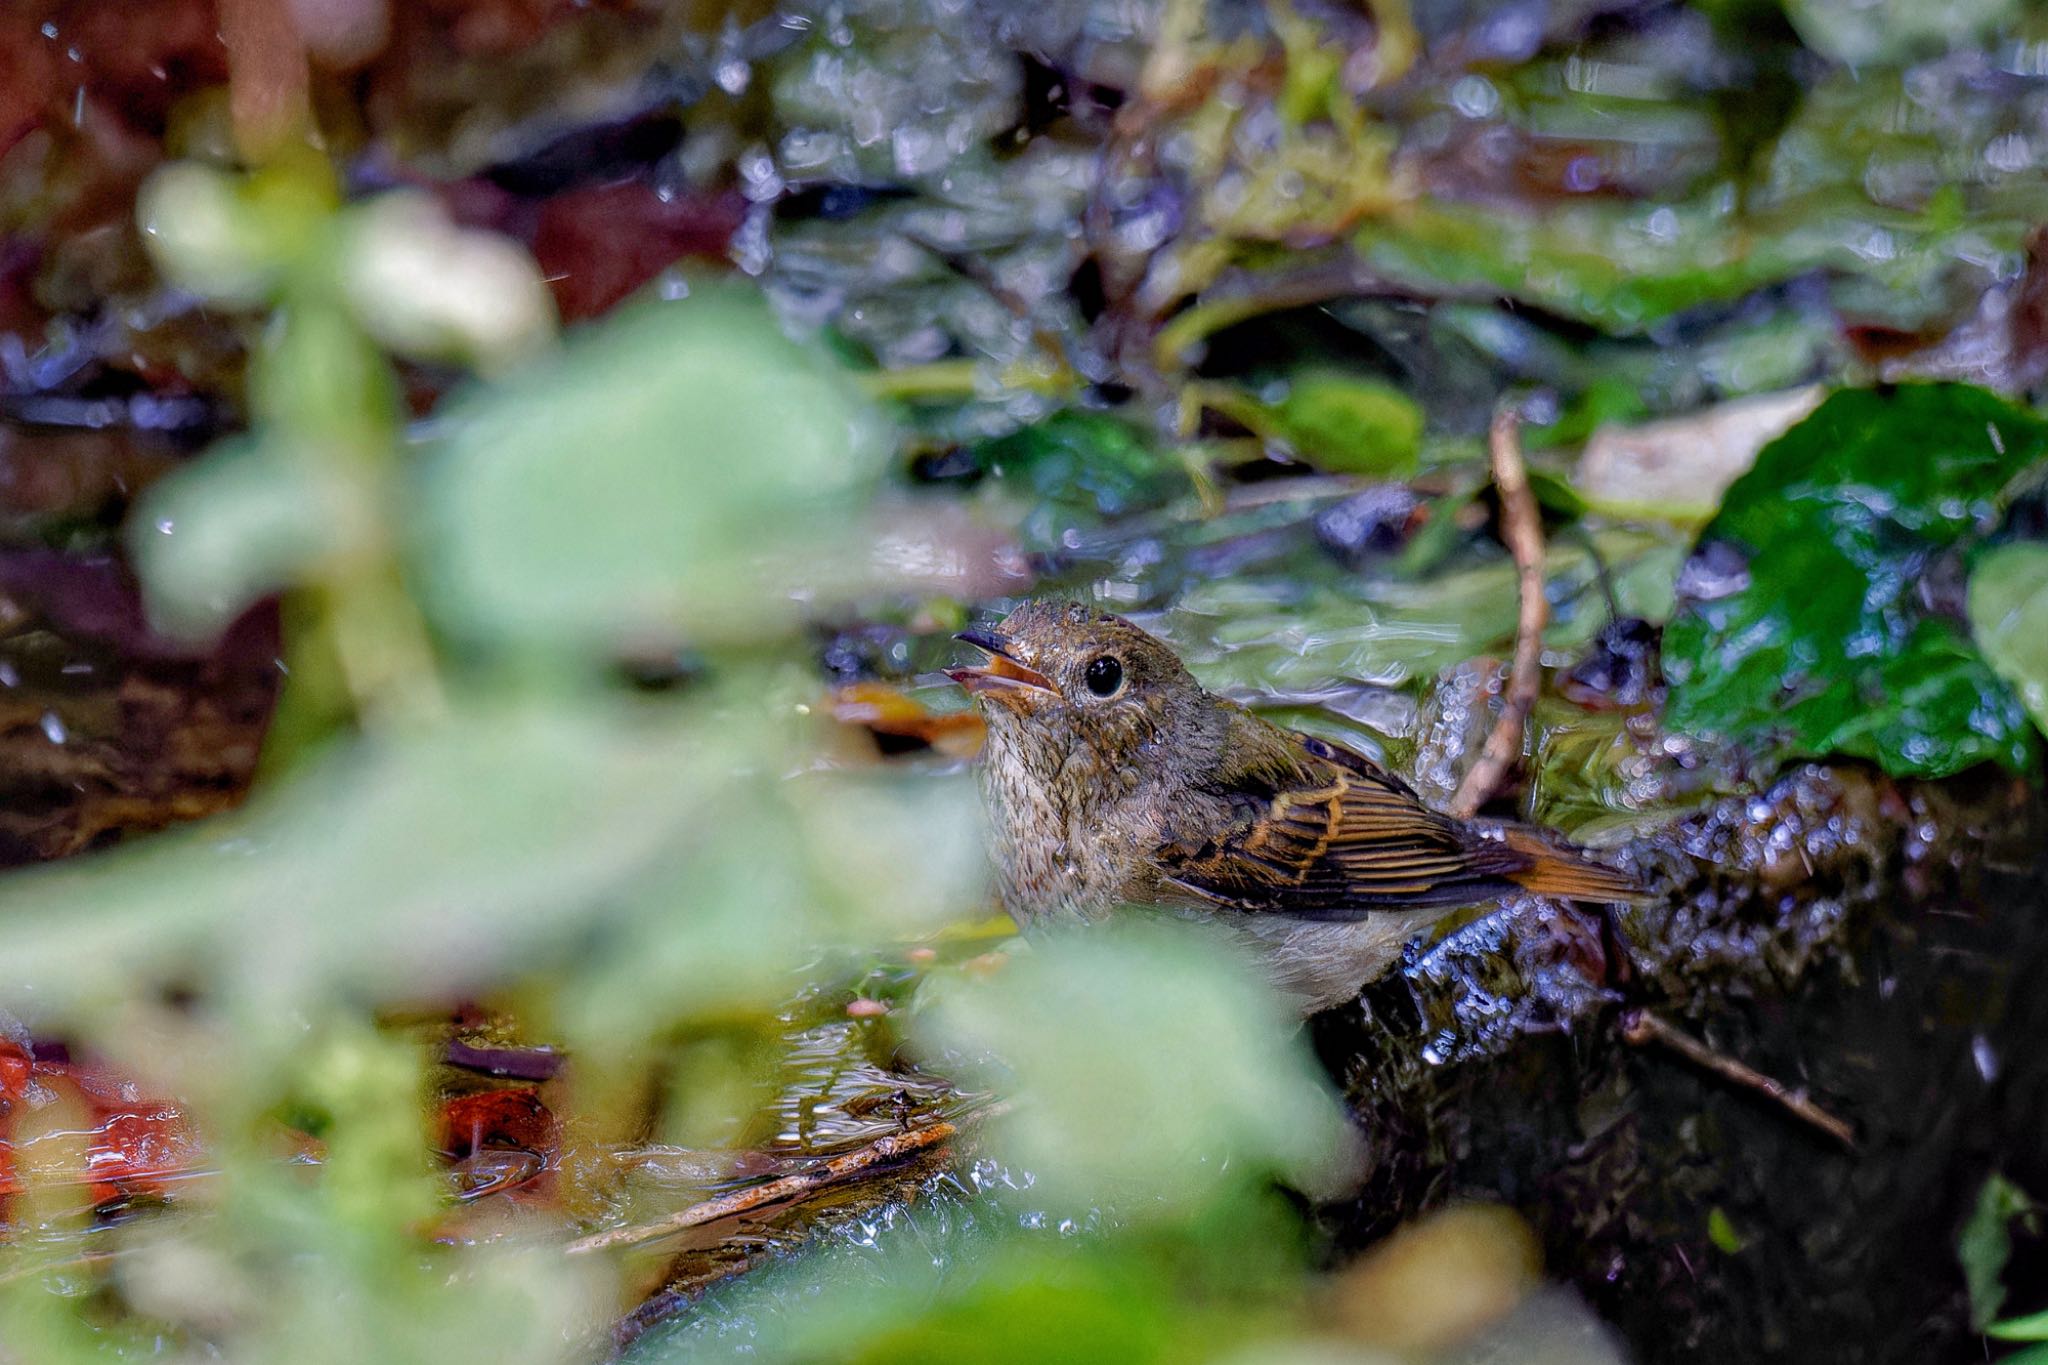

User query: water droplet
[1984,132,2032,175]
[38,712,67,745]
[1973,1034,1999,1082]
[1450,75,1499,119]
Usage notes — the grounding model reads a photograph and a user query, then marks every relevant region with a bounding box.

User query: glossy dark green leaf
[1662,384,2048,777]
[970,411,1183,520]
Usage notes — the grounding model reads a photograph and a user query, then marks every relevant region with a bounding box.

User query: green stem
[324,559,446,725]
[860,357,1074,403]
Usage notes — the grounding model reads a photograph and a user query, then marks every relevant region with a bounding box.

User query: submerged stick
[564,1120,959,1256]
[1451,407,1548,821]
[1622,1009,1857,1148]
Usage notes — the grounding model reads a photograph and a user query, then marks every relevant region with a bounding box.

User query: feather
[1155,727,1642,922]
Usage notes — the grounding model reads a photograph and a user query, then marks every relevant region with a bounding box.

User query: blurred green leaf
[1525,468,1587,519]
[136,162,304,306]
[630,1181,1314,1365]
[562,757,984,1051]
[831,1255,1186,1365]
[129,437,370,641]
[1970,542,2048,740]
[1265,373,1423,477]
[1354,170,2022,338]
[1172,529,1676,696]
[1706,1207,1745,1255]
[0,689,978,1048]
[0,697,704,1031]
[1963,1174,2038,1331]
[1782,0,2021,65]
[970,411,1184,521]
[1991,1310,2048,1343]
[413,285,891,651]
[916,919,1356,1219]
[338,192,557,375]
[1663,384,2048,777]
[1353,199,1808,334]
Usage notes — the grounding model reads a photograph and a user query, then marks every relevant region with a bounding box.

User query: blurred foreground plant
[630,922,1363,1365]
[0,146,1370,1365]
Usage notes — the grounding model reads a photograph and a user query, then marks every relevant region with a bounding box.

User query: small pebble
[846,998,890,1018]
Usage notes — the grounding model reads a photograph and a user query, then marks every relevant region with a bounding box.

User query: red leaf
[532,181,745,321]
[436,1087,558,1161]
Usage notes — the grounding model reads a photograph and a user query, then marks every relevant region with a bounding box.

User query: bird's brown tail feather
[1500,827,1648,902]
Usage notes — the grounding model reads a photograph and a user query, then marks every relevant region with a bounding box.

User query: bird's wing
[1154,735,1526,920]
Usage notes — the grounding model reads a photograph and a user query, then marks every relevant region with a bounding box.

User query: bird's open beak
[947,628,1055,697]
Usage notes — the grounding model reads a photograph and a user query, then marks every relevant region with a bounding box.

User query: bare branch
[1622,1009,1856,1148]
[565,1120,959,1256]
[1451,407,1548,821]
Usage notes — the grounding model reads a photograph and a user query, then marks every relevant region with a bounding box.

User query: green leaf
[915,919,1356,1220]
[412,284,891,651]
[1265,373,1423,477]
[128,437,370,642]
[1525,468,1587,519]
[0,690,979,1044]
[135,162,292,307]
[337,192,556,375]
[1662,384,2048,777]
[1990,1310,2048,1344]
[1353,198,1812,334]
[1782,0,2021,66]
[1969,542,2048,739]
[1966,1174,2041,1332]
[1354,162,2027,338]
[970,411,1183,520]
[629,1190,1311,1365]
[0,698,703,1030]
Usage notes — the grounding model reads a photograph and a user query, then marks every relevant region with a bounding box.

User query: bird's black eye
[1083,655,1124,697]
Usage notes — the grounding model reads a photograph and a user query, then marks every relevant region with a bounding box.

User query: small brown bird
[949,599,1643,1012]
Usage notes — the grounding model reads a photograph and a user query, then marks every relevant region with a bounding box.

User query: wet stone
[1310,761,2048,1365]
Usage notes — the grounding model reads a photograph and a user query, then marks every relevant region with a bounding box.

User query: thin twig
[564,1120,959,1256]
[1450,407,1548,821]
[1621,1009,1857,1148]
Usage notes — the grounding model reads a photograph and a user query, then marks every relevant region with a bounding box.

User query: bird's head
[948,600,1218,793]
